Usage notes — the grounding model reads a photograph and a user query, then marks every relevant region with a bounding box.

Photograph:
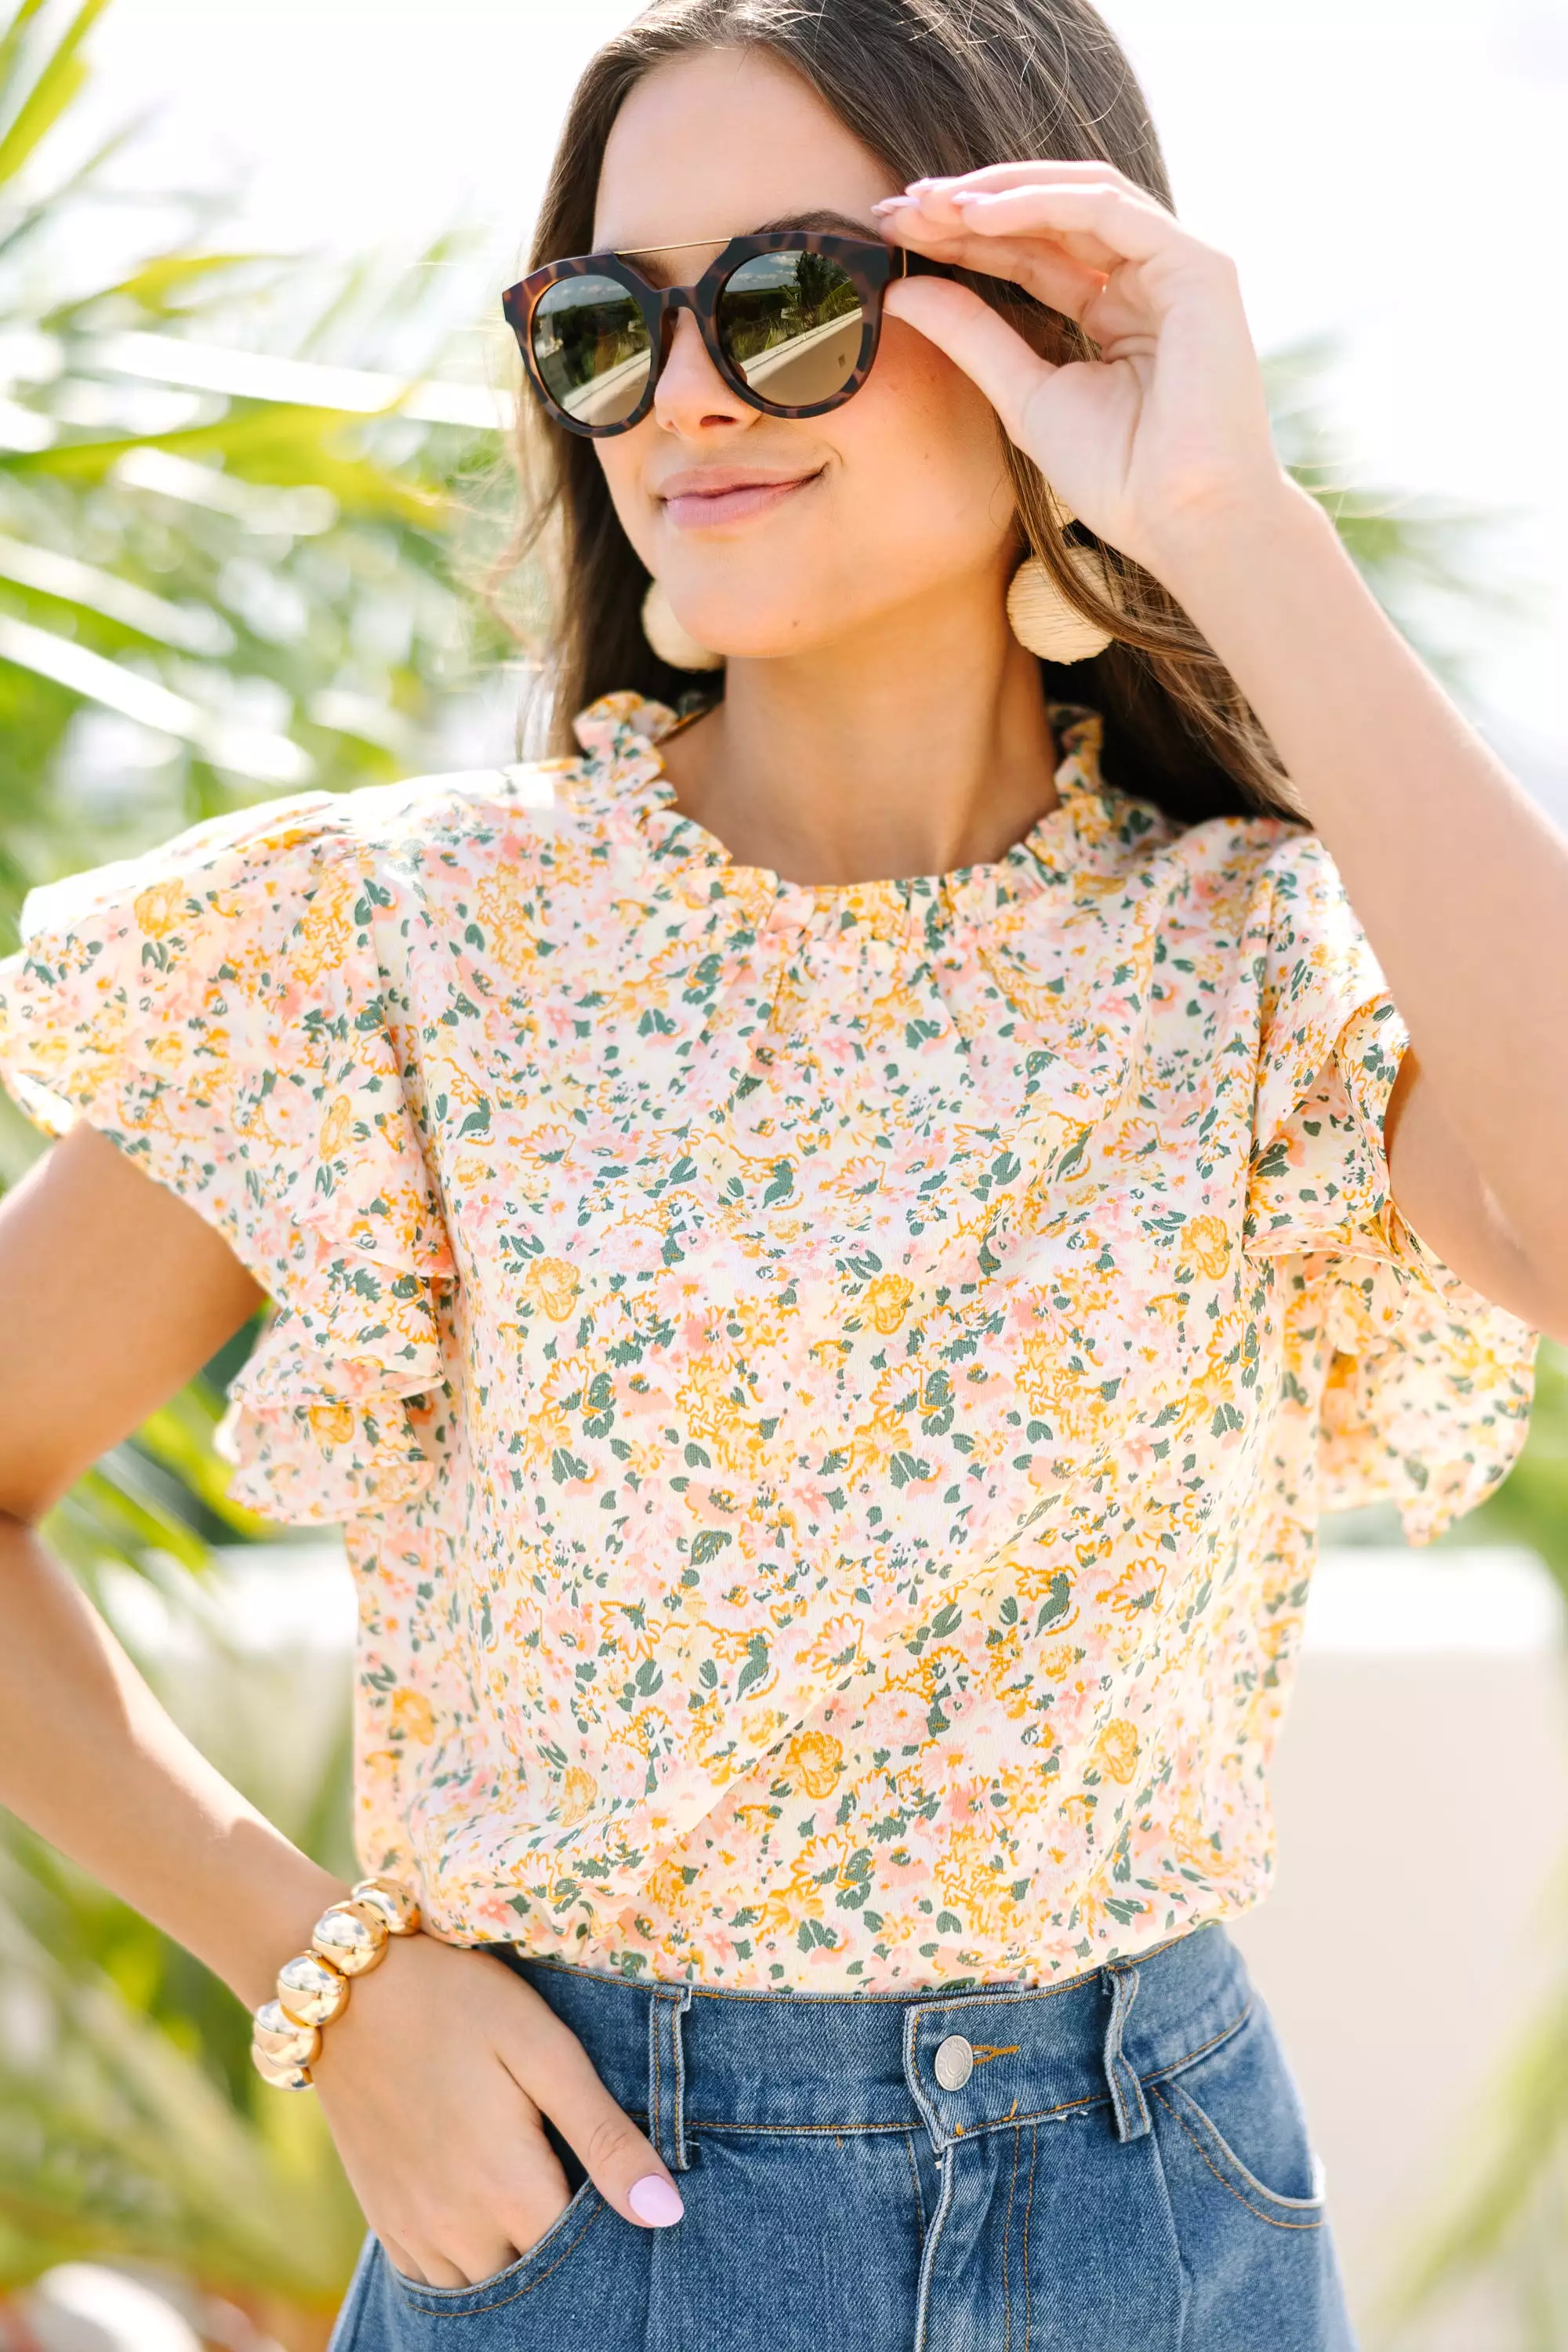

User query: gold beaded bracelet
[250,1876,420,2091]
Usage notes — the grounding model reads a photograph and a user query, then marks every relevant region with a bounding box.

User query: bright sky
[72,0,1568,810]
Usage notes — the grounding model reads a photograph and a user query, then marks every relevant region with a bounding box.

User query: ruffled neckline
[569,691,1148,937]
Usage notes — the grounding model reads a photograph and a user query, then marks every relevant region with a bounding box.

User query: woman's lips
[659,474,818,531]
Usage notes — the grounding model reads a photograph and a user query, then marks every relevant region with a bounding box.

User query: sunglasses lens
[717,249,866,409]
[531,274,652,426]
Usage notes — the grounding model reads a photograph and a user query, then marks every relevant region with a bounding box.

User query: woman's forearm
[0,1510,343,2009]
[1161,483,1568,1313]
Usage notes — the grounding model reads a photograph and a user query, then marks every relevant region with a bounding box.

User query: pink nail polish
[629,2176,685,2227]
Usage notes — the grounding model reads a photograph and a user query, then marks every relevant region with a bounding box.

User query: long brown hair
[509,0,1295,826]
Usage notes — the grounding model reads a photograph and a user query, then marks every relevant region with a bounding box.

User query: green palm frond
[0,0,109,193]
[0,1843,361,2303]
[9,408,445,518]
[0,2,505,967]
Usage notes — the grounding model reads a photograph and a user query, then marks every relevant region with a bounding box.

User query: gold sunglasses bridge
[615,234,738,258]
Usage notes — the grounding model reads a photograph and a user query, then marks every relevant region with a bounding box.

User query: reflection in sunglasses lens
[717,249,865,408]
[532,275,652,425]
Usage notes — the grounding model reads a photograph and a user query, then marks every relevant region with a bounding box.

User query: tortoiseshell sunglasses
[503,230,954,438]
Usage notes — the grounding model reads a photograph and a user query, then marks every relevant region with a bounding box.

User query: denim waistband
[500,1922,1251,2166]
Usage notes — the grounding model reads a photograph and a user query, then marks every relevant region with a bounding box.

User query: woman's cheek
[593,435,661,572]
[848,331,1016,539]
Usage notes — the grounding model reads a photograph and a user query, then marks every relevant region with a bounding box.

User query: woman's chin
[671,619,840,666]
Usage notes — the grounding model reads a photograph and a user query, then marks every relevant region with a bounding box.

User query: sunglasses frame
[503,230,953,439]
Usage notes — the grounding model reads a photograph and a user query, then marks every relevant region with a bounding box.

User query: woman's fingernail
[629,2176,685,2227]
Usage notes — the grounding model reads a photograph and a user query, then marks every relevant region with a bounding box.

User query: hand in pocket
[311,1936,684,2288]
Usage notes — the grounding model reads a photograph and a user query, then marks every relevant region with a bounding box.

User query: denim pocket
[1151,2005,1325,2228]
[1147,2004,1354,2352]
[1148,2001,1355,2349]
[1152,2073,1326,2229]
[384,2176,607,2323]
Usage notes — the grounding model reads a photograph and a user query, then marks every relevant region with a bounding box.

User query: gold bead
[351,1876,421,1936]
[276,1950,350,2027]
[251,2042,313,2092]
[311,1900,390,1978]
[252,2000,321,2069]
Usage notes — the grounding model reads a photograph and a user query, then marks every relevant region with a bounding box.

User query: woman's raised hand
[877,163,1292,586]
[311,1932,682,2289]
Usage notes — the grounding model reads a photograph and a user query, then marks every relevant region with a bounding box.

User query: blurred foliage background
[0,2,1561,2347]
[0,0,504,2340]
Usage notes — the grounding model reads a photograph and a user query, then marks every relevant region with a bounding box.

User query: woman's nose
[653,305,753,436]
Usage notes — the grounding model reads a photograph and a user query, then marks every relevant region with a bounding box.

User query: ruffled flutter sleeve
[0,796,455,1523]
[1242,833,1534,1541]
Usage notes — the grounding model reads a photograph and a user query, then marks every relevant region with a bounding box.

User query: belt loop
[648,1984,693,2172]
[1102,1964,1152,2143]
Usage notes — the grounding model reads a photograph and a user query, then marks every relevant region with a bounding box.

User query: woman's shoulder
[1044,702,1334,924]
[16,758,597,951]
[1165,811,1374,977]
[1118,790,1360,949]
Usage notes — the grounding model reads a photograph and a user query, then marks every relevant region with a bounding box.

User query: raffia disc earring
[642,580,724,673]
[1007,539,1116,664]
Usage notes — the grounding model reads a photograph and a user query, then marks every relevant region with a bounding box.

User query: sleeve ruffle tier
[1242,832,1534,1542]
[0,795,455,1523]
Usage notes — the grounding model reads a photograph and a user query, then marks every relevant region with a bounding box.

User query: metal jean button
[934,2033,974,2091]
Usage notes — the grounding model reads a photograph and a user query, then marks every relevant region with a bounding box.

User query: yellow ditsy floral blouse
[0,694,1535,1988]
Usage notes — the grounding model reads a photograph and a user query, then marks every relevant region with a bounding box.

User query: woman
[0,0,1559,2344]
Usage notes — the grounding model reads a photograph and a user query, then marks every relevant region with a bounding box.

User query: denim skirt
[330,1922,1355,2351]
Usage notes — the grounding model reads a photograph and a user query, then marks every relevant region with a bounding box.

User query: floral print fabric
[0,695,1534,1988]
